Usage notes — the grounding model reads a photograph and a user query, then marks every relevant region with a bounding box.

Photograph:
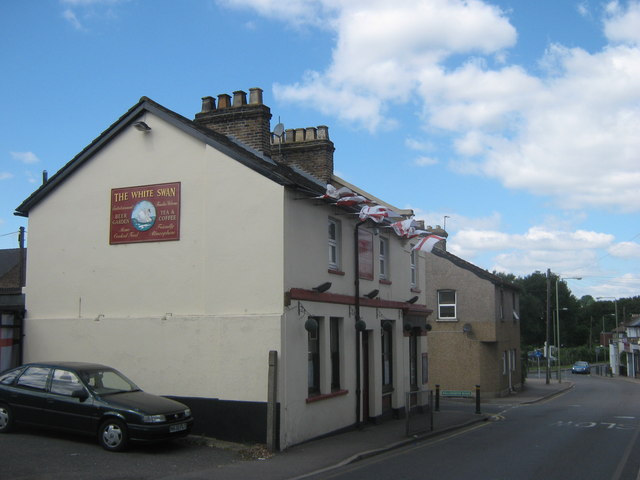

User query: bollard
[475,385,481,414]
[435,384,440,412]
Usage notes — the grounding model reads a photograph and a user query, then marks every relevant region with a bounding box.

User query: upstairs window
[410,248,417,288]
[438,290,457,320]
[379,237,389,281]
[328,218,341,271]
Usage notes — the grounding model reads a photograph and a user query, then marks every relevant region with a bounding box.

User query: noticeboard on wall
[110,182,181,244]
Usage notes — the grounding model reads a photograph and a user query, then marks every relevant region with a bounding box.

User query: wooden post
[267,350,278,452]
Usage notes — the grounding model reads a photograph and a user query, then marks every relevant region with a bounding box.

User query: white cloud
[604,1,640,44]
[608,241,640,258]
[226,0,640,212]
[62,9,84,30]
[414,156,438,167]
[0,172,13,181]
[11,151,40,164]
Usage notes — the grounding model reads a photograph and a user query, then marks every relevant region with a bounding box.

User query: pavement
[182,375,576,480]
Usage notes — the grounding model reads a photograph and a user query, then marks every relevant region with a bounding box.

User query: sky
[1,0,639,301]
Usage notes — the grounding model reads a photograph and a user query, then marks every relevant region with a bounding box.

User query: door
[44,369,97,433]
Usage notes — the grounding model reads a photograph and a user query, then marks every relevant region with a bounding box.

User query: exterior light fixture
[406,296,419,304]
[132,121,152,132]
[312,282,332,293]
[304,317,319,333]
[365,289,379,299]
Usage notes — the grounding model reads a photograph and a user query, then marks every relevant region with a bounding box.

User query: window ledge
[379,279,392,285]
[411,288,421,293]
[328,269,345,276]
[306,389,349,404]
[437,318,458,322]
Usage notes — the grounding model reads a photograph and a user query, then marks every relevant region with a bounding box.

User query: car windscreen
[80,369,140,395]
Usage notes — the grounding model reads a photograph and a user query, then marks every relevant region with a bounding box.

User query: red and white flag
[337,195,368,207]
[316,184,356,200]
[391,219,417,237]
[359,205,401,223]
[413,235,445,253]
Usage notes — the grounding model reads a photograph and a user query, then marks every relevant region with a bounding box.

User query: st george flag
[359,205,401,223]
[412,235,445,253]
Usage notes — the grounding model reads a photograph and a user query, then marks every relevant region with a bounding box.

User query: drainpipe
[354,219,366,428]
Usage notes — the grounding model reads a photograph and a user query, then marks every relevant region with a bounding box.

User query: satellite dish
[273,122,285,137]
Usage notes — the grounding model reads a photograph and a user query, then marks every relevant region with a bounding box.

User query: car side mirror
[72,389,89,402]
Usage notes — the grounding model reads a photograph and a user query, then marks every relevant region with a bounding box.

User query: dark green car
[0,362,193,451]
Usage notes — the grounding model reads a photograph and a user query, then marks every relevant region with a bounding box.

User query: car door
[11,366,52,426]
[43,369,98,434]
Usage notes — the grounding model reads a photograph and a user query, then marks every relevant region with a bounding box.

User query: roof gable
[432,248,520,291]
[14,97,324,217]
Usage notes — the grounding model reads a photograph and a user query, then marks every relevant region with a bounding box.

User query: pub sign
[110,182,181,244]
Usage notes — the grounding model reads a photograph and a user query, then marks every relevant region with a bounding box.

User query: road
[306,374,640,480]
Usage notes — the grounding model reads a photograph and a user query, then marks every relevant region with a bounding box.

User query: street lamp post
[556,275,581,383]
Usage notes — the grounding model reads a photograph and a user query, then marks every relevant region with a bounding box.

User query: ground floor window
[308,317,321,396]
[381,323,393,392]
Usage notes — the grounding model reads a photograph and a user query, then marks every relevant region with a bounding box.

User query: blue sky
[1,0,639,300]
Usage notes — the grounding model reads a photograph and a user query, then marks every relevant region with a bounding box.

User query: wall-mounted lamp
[95,314,104,322]
[355,319,367,331]
[132,121,152,132]
[462,323,473,334]
[313,282,332,293]
[425,323,432,331]
[406,296,419,304]
[305,317,319,333]
[365,289,379,299]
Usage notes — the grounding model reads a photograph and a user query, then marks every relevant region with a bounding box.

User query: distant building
[424,244,521,397]
[0,242,26,371]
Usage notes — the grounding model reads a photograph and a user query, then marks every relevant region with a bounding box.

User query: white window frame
[410,248,417,288]
[379,237,389,280]
[437,290,457,320]
[328,217,341,271]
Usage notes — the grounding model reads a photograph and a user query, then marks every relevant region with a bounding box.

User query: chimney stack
[271,125,335,183]
[194,87,335,182]
[194,88,272,154]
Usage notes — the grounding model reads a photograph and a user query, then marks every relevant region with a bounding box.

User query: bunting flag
[412,234,445,253]
[391,219,417,237]
[337,195,368,207]
[317,184,356,200]
[359,205,401,223]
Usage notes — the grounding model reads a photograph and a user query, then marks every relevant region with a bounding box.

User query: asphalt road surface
[306,374,640,480]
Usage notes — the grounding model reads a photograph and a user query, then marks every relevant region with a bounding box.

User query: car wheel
[0,403,13,433]
[98,418,128,452]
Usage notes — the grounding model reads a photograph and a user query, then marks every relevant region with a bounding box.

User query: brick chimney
[270,125,335,184]
[194,88,272,155]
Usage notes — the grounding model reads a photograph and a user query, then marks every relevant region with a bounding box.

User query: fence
[405,389,433,437]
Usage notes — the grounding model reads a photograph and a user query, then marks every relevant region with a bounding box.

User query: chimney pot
[201,96,216,113]
[217,94,231,109]
[295,128,306,142]
[317,126,329,140]
[249,87,263,105]
[305,127,317,140]
[233,90,247,107]
[285,129,295,143]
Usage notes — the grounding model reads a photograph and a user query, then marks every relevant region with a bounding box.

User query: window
[51,369,83,396]
[409,333,418,390]
[328,218,341,271]
[381,324,393,391]
[330,317,341,391]
[502,351,507,375]
[438,290,457,319]
[379,237,389,280]
[17,366,51,390]
[308,317,321,396]
[358,229,374,280]
[410,248,417,288]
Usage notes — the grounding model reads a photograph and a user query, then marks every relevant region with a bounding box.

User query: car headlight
[143,414,167,423]
[184,408,192,417]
